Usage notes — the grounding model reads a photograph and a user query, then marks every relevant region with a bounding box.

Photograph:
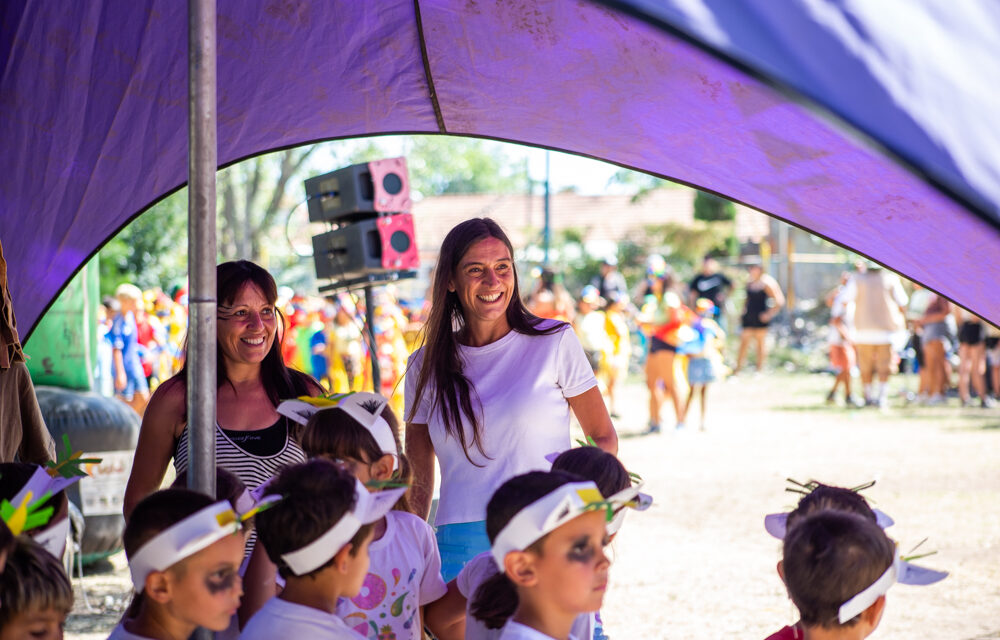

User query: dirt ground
[67,372,1000,639]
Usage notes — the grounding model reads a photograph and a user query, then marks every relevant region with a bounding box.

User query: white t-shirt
[498,621,581,640]
[456,552,594,640]
[240,597,366,640]
[335,511,448,640]
[107,622,155,640]
[828,289,854,347]
[405,323,597,525]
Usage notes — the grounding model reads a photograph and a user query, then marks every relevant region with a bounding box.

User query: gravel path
[67,372,1000,639]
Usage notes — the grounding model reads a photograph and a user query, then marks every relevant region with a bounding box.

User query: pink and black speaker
[305,157,411,223]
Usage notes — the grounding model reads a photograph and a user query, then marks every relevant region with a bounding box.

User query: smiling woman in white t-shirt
[405,218,618,581]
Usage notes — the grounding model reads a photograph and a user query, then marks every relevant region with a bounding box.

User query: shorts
[435,520,490,583]
[649,336,677,354]
[958,321,985,345]
[687,357,716,384]
[856,343,892,380]
[829,344,856,373]
[920,321,950,347]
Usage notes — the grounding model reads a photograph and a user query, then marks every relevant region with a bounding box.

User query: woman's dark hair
[471,470,584,629]
[407,219,564,464]
[300,404,413,514]
[122,488,216,619]
[172,260,318,419]
[785,484,877,533]
[0,538,73,627]
[551,448,631,497]
[783,510,894,629]
[255,459,372,580]
[0,463,69,537]
[170,467,247,511]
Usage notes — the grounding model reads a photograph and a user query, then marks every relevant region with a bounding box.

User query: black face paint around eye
[205,569,238,594]
[568,537,597,563]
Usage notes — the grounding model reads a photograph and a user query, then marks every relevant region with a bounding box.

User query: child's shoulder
[386,509,433,530]
[242,597,366,639]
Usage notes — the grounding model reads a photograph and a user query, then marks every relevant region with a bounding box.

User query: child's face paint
[0,606,67,640]
[531,510,610,616]
[165,532,245,632]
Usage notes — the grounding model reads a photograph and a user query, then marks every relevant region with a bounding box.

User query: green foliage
[693,191,736,222]
[98,190,188,297]
[406,137,528,196]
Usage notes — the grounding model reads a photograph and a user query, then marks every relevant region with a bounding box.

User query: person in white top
[110,488,246,640]
[838,266,908,408]
[242,459,405,640]
[405,219,618,581]
[470,471,642,640]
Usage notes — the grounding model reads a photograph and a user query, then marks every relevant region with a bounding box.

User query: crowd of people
[824,263,998,410]
[0,219,950,640]
[97,279,425,420]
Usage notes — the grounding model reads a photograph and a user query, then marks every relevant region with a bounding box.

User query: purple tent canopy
[2,0,998,336]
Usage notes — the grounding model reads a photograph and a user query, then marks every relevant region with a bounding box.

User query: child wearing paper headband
[242,458,406,640]
[456,449,642,640]
[294,393,450,640]
[782,511,894,639]
[764,482,946,640]
[112,488,247,640]
[0,537,73,640]
[471,470,645,640]
[764,482,888,640]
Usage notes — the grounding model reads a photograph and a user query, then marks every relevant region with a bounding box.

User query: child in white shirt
[290,392,452,640]
[241,459,404,640]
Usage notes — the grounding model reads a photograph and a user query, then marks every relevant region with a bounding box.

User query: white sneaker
[927,394,946,406]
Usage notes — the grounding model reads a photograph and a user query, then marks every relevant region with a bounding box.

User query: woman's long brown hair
[406,218,563,465]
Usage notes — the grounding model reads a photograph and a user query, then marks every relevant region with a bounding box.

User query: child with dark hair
[280,393,449,640]
[241,458,405,640]
[781,511,895,638]
[470,470,645,640]
[113,488,247,640]
[763,482,889,640]
[170,468,252,639]
[0,537,73,640]
[454,451,646,640]
[763,482,945,640]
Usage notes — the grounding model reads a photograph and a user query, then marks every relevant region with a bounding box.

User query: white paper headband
[277,392,399,471]
[129,501,242,592]
[764,508,894,540]
[837,548,947,623]
[279,478,405,576]
[491,481,651,569]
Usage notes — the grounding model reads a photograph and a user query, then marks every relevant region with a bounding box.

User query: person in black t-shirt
[688,257,731,320]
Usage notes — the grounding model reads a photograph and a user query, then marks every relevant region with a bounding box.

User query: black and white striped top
[174,417,305,561]
[173,416,306,491]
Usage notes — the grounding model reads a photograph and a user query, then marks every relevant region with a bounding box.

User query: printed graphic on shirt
[342,567,420,640]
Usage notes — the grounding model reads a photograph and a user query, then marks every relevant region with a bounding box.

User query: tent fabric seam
[413,0,447,133]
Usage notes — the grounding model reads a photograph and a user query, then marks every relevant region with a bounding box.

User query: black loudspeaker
[304,157,411,223]
[312,214,419,282]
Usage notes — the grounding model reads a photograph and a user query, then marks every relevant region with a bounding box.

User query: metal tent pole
[187,0,217,499]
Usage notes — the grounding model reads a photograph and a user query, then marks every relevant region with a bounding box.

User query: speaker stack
[305,157,419,287]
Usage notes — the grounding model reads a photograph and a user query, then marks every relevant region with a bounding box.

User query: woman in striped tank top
[123,260,322,517]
